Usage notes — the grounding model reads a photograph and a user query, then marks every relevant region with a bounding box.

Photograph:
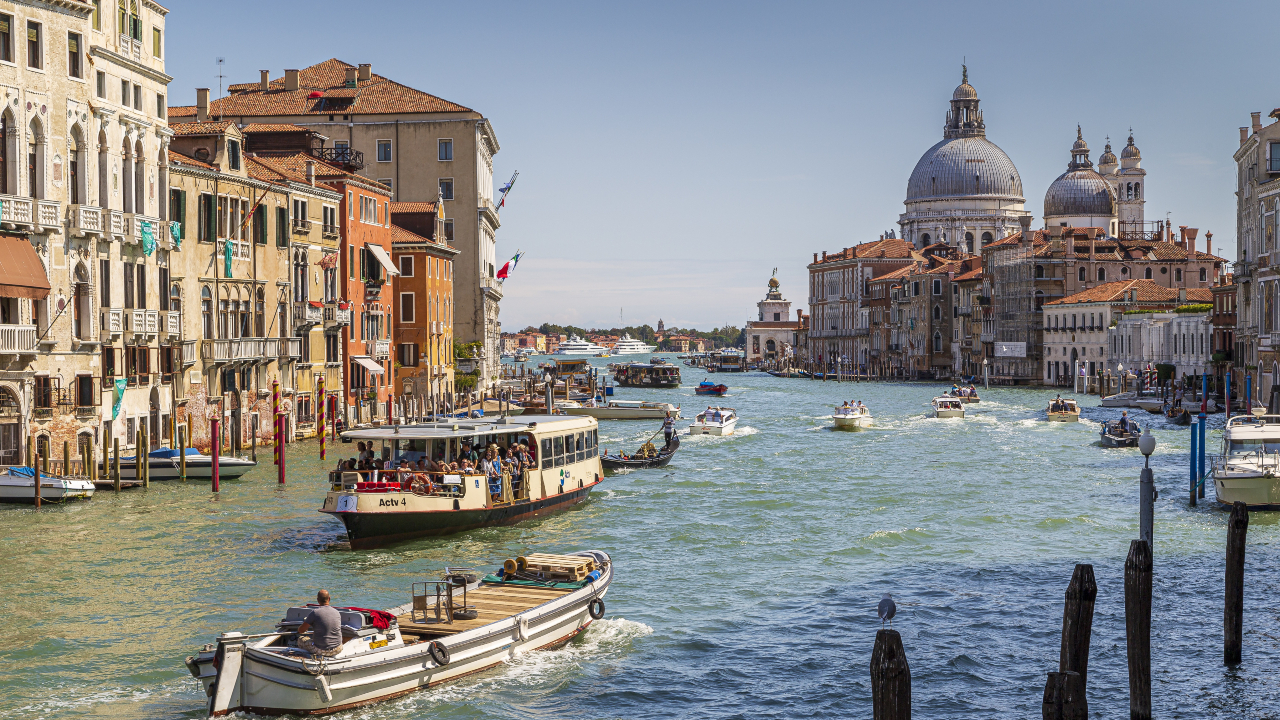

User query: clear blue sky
[166,0,1274,332]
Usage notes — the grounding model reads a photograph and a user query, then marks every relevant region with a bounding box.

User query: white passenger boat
[552,335,610,355]
[1046,398,1081,422]
[611,333,657,355]
[931,397,965,419]
[564,399,680,420]
[188,551,612,717]
[689,407,738,435]
[1212,414,1280,510]
[0,466,95,503]
[832,404,873,429]
[115,447,257,481]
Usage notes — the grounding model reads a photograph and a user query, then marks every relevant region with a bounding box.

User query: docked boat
[564,399,679,420]
[613,362,681,388]
[612,333,657,355]
[1212,414,1280,509]
[689,407,738,435]
[1046,398,1081,422]
[188,551,612,716]
[0,466,95,503]
[1133,397,1165,414]
[552,335,610,355]
[708,349,746,373]
[116,447,257,481]
[329,415,603,548]
[695,380,728,396]
[932,397,965,418]
[1100,391,1136,408]
[832,404,873,429]
[1099,416,1142,447]
[601,434,679,470]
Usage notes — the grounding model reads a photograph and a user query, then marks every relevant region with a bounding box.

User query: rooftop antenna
[216,57,226,100]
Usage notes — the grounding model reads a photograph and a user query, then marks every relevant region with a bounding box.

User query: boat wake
[682,426,759,443]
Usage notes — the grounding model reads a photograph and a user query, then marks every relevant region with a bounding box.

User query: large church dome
[906,137,1024,202]
[1043,128,1115,219]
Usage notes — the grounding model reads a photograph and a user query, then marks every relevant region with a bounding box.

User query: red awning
[0,234,50,300]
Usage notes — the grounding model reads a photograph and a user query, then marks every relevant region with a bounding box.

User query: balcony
[335,309,352,326]
[0,325,37,354]
[980,333,995,343]
[101,308,124,339]
[68,204,106,238]
[181,339,198,366]
[295,302,323,326]
[0,194,61,234]
[260,338,280,357]
[309,146,364,172]
[164,311,181,337]
[128,309,159,336]
[292,218,313,234]
[321,224,339,239]
[280,337,303,360]
[107,209,127,241]
[957,307,972,317]
[216,239,250,260]
[368,339,390,360]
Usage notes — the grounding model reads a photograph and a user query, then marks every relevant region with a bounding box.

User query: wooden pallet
[518,553,596,582]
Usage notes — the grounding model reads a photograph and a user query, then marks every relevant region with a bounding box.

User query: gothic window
[1133,183,1140,199]
[933,305,941,321]
[201,287,212,339]
[932,332,942,352]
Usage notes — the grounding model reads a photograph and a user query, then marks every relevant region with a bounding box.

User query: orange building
[391,216,457,405]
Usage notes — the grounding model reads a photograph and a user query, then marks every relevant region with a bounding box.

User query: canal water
[1,358,1277,719]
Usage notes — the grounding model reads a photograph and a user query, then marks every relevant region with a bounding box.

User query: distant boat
[932,397,965,419]
[1046,398,1081,422]
[832,404,873,430]
[552,335,610,355]
[689,407,738,436]
[695,380,728,396]
[612,334,657,355]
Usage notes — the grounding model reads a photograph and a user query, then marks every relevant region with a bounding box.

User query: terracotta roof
[169,120,236,136]
[169,105,196,118]
[871,264,918,282]
[244,156,290,184]
[390,201,437,214]
[167,149,215,170]
[390,224,435,245]
[814,237,916,264]
[240,123,311,134]
[1046,279,1213,306]
[953,267,983,281]
[203,59,474,118]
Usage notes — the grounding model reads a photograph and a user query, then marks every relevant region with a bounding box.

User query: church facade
[746,278,802,364]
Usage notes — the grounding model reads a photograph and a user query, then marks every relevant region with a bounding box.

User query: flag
[141,220,156,256]
[497,170,518,209]
[224,236,233,278]
[170,220,182,250]
[496,250,523,280]
[112,378,127,420]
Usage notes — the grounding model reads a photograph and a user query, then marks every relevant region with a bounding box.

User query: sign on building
[994,342,1026,358]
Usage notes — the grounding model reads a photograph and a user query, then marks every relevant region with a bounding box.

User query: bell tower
[1116,131,1146,227]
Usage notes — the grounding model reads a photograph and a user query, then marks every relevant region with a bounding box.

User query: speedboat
[932,397,965,418]
[1100,418,1141,447]
[552,335,610,355]
[1133,397,1165,414]
[188,551,612,716]
[563,399,680,420]
[1212,414,1280,509]
[120,447,257,481]
[1046,398,1081,422]
[1101,391,1136,408]
[0,466,95,503]
[612,334,657,355]
[695,380,728,396]
[689,407,738,435]
[833,405,873,429]
[949,388,980,403]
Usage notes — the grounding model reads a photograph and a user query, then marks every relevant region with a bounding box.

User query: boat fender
[315,673,333,704]
[428,641,450,667]
[517,616,529,642]
[588,598,605,620]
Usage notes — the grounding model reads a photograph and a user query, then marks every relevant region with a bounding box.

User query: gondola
[1166,405,1192,426]
[601,434,679,470]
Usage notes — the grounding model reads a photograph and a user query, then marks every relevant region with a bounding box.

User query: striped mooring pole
[318,375,326,461]
[272,377,281,466]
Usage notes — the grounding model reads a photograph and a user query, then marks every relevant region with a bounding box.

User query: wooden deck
[397,583,573,637]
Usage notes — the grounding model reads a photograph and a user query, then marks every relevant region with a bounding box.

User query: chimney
[305,159,315,186]
[1205,231,1213,258]
[1178,225,1188,250]
[1018,215,1032,247]
[358,63,372,81]
[1241,127,1251,145]
[813,253,818,264]
[195,88,209,122]
[284,69,300,91]
[1184,227,1199,254]
[822,251,827,261]
[345,66,358,87]
[1252,112,1263,134]
[1089,233,1096,261]
[259,70,270,91]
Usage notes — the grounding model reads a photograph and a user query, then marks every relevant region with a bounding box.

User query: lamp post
[982,357,989,390]
[1138,431,1157,549]
[1118,363,1125,394]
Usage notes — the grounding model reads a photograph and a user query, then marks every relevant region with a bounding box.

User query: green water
[1,366,1277,718]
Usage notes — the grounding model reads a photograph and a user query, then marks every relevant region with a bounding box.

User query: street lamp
[1139,430,1157,548]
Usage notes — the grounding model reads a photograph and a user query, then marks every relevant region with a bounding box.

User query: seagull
[878,593,897,629]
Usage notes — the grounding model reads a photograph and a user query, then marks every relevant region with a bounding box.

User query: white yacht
[932,397,965,419]
[833,404,873,430]
[552,335,610,356]
[612,334,657,355]
[689,407,738,436]
[1212,414,1280,510]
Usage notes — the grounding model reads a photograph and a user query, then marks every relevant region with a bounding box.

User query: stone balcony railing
[101,308,124,338]
[68,204,106,238]
[0,194,61,234]
[280,337,303,359]
[980,333,994,343]
[0,324,37,354]
[163,310,181,337]
[295,302,323,326]
[128,309,159,336]
[368,339,390,360]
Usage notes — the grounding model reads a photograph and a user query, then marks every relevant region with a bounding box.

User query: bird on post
[878,593,897,629]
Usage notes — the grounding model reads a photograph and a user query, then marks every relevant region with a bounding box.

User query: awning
[353,356,385,374]
[366,243,400,276]
[0,234,50,299]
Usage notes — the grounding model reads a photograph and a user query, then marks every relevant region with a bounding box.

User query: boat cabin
[614,363,681,387]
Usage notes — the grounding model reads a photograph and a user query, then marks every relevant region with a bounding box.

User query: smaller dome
[768,277,780,289]
[952,82,977,100]
[1098,140,1117,166]
[1071,125,1088,154]
[1122,133,1141,160]
[1044,170,1115,219]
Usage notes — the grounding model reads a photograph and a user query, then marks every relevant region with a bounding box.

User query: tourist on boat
[296,590,344,658]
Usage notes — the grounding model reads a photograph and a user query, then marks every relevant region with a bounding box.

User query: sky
[165,0,1279,332]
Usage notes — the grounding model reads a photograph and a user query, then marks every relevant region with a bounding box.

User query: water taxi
[689,407,738,435]
[832,404,873,429]
[695,380,728,396]
[1099,416,1141,447]
[931,397,965,418]
[613,362,681,388]
[552,335,610,355]
[189,551,612,716]
[564,399,680,420]
[1212,414,1280,509]
[1046,398,1081,422]
[612,333,657,355]
[327,415,603,548]
[0,466,95,503]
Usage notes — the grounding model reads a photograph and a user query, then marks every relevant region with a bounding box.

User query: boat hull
[117,456,257,481]
[933,410,964,419]
[689,419,737,435]
[1099,432,1138,447]
[1213,472,1280,509]
[1046,412,1080,422]
[0,476,95,503]
[328,481,599,549]
[1100,392,1135,407]
[563,407,671,420]
[695,385,728,396]
[833,415,872,429]
[1133,399,1165,413]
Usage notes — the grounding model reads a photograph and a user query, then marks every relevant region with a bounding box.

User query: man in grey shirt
[297,589,344,657]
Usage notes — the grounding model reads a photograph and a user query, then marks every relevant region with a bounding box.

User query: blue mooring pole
[1225,370,1232,418]
[1190,415,1198,507]
[1246,374,1253,415]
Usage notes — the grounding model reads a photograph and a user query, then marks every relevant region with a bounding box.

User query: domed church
[899,67,1032,252]
[1042,128,1147,234]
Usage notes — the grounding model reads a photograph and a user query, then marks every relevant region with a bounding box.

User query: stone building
[1211,276,1236,393]
[1107,301,1214,381]
[1231,109,1280,401]
[171,59,503,390]
[806,236,919,367]
[390,208,457,407]
[745,277,801,363]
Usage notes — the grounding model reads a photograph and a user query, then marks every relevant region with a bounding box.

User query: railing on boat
[328,468,532,503]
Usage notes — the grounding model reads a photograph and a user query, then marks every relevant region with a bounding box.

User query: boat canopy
[149,447,201,458]
[341,414,593,442]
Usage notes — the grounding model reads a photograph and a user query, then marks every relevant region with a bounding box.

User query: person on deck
[297,590,344,658]
[663,413,676,446]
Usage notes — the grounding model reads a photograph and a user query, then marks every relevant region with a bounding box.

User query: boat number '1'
[336,496,358,513]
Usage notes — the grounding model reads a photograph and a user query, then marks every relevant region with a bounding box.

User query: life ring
[588,598,605,620]
[427,640,450,667]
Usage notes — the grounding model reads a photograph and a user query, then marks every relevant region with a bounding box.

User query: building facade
[391,221,456,406]
[745,277,801,364]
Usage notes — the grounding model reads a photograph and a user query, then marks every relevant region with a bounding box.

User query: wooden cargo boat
[1046,398,1081,422]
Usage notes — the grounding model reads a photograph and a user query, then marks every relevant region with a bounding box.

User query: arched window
[27,117,46,199]
[218,297,228,338]
[72,263,90,340]
[97,128,108,207]
[1121,266,1129,276]
[1035,290,1045,310]
[921,233,930,244]
[120,137,133,213]
[965,232,974,253]
[765,339,776,353]
[932,332,942,353]
[68,124,86,205]
[1200,267,1207,282]
[255,287,265,337]
[933,304,941,321]
[201,287,212,339]
[36,434,50,465]
[1133,183,1140,199]
[169,283,180,313]
[1144,267,1152,280]
[1097,268,1106,282]
[981,231,992,244]
[1078,267,1086,282]
[1126,182,1132,199]
[133,138,144,217]
[1035,265,1044,279]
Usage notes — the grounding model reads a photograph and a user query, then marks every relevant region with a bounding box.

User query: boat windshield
[1226,438,1280,456]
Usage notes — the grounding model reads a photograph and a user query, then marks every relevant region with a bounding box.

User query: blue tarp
[8,466,34,477]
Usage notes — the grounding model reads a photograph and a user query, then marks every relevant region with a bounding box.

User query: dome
[1098,140,1117,166]
[952,82,977,100]
[906,137,1024,202]
[1121,133,1141,160]
[1044,170,1115,218]
[1071,125,1088,153]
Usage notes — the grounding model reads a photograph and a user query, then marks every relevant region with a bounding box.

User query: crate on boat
[508,553,596,581]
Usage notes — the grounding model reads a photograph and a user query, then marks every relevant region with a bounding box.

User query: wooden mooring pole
[1124,539,1152,720]
[1058,564,1096,687]
[112,438,120,491]
[1225,500,1248,665]
[28,436,38,508]
[1041,671,1087,720]
[211,417,221,493]
[870,629,909,720]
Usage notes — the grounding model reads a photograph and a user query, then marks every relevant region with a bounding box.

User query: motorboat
[0,466,95,503]
[612,334,657,355]
[188,551,612,716]
[689,407,738,436]
[601,434,679,470]
[832,404,873,429]
[613,362,681,388]
[564,399,680,420]
[1133,397,1166,414]
[695,380,728,396]
[552,335,610,355]
[114,447,256,481]
[329,415,603,548]
[948,387,980,403]
[1212,414,1280,509]
[932,397,965,419]
[1100,391,1136,408]
[1099,417,1142,447]
[1046,398,1081,422]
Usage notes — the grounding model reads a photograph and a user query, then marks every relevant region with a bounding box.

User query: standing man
[297,590,345,658]
[663,412,675,447]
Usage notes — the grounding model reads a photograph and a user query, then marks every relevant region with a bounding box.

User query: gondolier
[663,413,675,446]
[296,590,344,657]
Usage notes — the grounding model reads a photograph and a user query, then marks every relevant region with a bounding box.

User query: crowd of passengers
[337,440,540,502]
